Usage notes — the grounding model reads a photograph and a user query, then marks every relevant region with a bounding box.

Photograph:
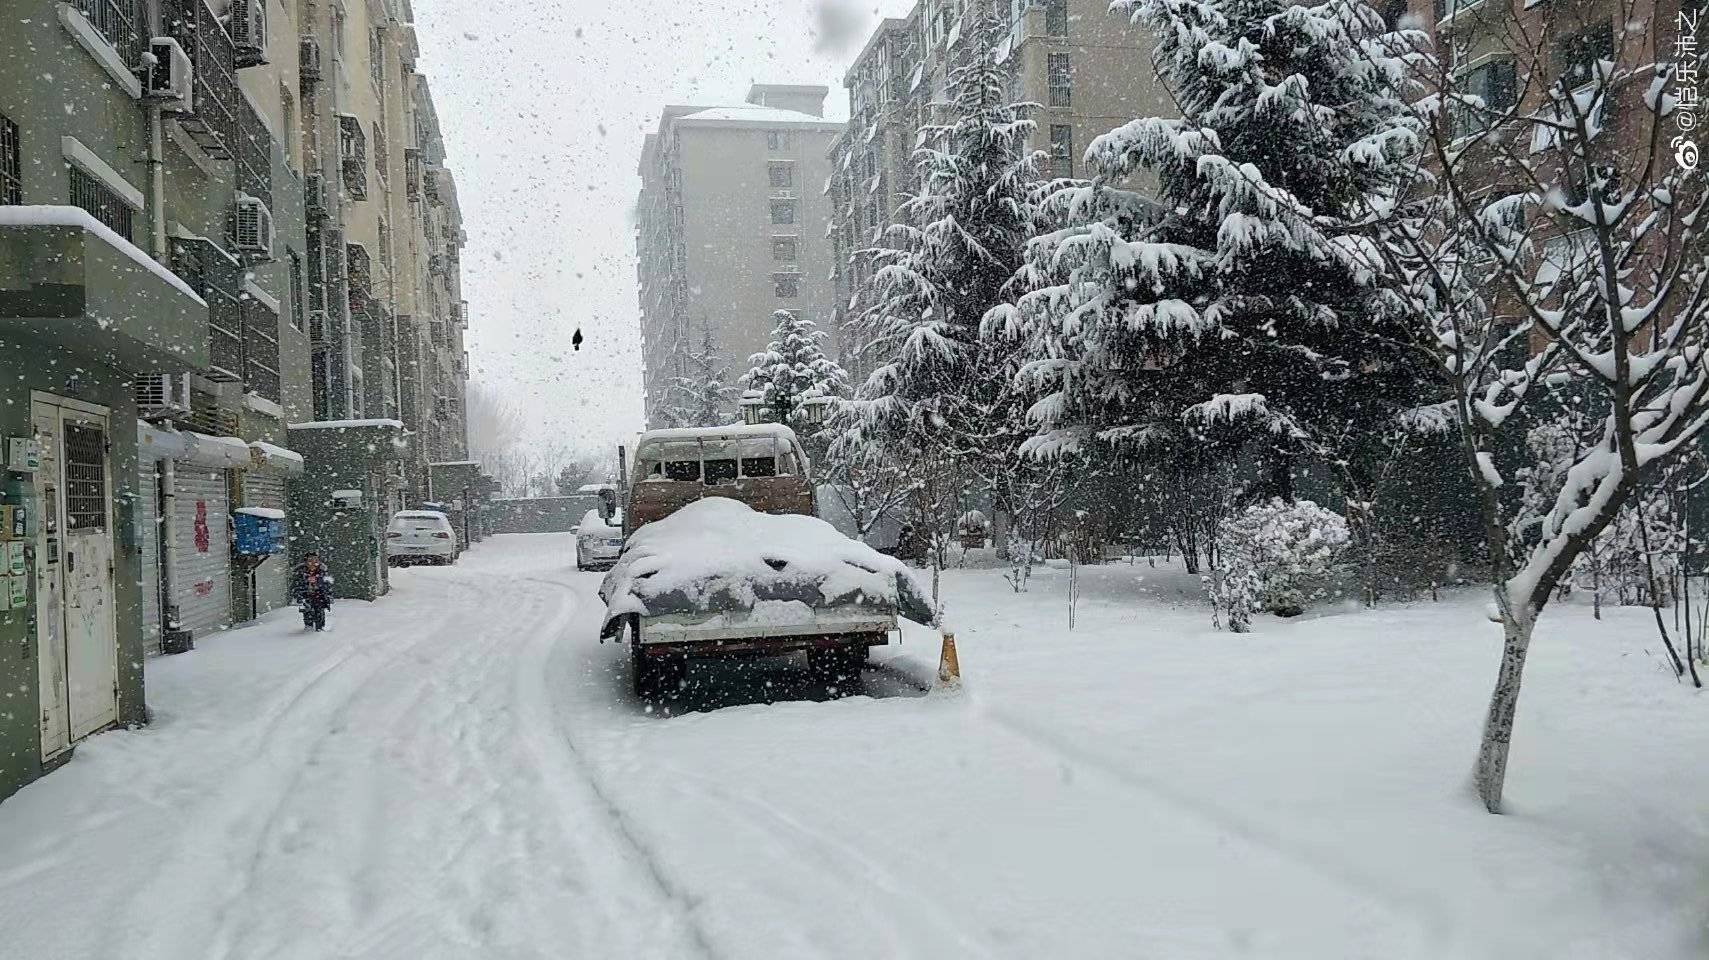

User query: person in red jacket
[290,551,335,632]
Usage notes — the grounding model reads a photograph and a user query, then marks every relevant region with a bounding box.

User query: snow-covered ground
[0,534,1702,959]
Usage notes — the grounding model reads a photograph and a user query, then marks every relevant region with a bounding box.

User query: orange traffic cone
[937,632,961,688]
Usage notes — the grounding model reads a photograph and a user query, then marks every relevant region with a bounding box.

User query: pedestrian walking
[291,551,336,632]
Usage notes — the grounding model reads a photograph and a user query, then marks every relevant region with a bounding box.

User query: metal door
[32,404,70,760]
[60,416,117,740]
[241,473,289,616]
[138,457,162,655]
[170,466,231,636]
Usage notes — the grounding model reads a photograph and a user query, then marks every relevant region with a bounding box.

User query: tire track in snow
[103,576,496,960]
[510,574,722,959]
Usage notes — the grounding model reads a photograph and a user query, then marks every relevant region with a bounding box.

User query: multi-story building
[292,0,473,599]
[635,85,843,428]
[828,0,1165,369]
[0,0,473,804]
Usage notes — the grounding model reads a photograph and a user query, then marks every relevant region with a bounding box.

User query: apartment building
[0,0,474,804]
[827,0,1166,364]
[292,0,474,600]
[635,85,844,428]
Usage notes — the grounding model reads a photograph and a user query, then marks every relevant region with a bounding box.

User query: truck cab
[625,423,814,536]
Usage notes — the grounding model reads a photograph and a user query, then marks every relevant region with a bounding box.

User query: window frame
[773,271,801,299]
[768,160,795,188]
[769,199,797,225]
[1048,52,1073,107]
[772,236,798,261]
[1049,123,1074,179]
[0,114,20,205]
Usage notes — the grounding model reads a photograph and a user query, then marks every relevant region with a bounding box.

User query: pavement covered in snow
[0,534,1703,959]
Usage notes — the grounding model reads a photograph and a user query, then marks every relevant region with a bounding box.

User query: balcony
[0,206,209,374]
[165,0,239,160]
[169,236,243,380]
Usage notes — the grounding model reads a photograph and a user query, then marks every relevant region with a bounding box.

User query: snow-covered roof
[637,422,800,445]
[234,507,286,520]
[290,418,407,431]
[0,205,205,305]
[678,105,831,125]
[251,441,305,466]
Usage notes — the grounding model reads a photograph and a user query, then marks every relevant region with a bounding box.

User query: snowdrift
[598,497,934,634]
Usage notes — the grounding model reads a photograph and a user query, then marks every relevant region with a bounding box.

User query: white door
[60,414,117,741]
[33,405,70,760]
[171,466,231,637]
[32,396,118,758]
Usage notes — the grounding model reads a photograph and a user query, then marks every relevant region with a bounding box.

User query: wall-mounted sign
[5,542,24,577]
[7,574,25,608]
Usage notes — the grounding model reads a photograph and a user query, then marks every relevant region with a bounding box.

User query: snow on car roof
[394,511,450,520]
[599,497,933,627]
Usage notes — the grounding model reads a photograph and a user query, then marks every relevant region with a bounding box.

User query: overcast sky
[409,0,915,459]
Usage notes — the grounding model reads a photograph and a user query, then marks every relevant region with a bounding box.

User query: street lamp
[798,393,834,427]
[738,389,765,426]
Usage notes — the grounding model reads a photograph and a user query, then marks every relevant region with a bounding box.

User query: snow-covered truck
[599,424,933,695]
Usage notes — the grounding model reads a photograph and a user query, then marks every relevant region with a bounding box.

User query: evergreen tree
[847,9,1043,460]
[658,324,736,428]
[740,310,849,429]
[998,0,1425,497]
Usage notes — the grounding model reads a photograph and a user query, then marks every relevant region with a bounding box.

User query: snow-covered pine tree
[995,0,1426,504]
[846,8,1042,471]
[659,324,736,428]
[740,310,850,430]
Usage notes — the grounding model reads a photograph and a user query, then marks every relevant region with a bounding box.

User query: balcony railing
[73,0,145,71]
[165,0,239,160]
[170,237,243,381]
[242,298,281,402]
[235,93,273,209]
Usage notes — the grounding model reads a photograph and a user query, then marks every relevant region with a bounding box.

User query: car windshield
[6,1,1697,956]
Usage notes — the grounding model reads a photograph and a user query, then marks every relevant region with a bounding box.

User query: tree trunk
[1474,606,1535,814]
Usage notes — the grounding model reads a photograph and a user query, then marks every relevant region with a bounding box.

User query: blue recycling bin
[232,511,287,556]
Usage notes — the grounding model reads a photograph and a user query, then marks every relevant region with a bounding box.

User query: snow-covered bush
[1210,500,1351,632]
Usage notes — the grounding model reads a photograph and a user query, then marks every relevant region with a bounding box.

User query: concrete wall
[489,496,604,535]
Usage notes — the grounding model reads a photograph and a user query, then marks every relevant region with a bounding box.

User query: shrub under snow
[1211,499,1351,632]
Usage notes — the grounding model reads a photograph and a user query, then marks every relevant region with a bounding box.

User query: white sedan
[387,511,458,566]
[576,510,624,571]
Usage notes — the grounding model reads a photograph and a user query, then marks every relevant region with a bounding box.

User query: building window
[289,251,305,331]
[773,236,798,261]
[72,0,144,66]
[1554,19,1614,90]
[1049,124,1074,178]
[62,424,108,532]
[370,26,384,87]
[767,130,794,151]
[372,121,388,183]
[68,165,134,241]
[770,200,796,225]
[0,115,19,205]
[773,272,800,298]
[1048,53,1072,107]
[1450,59,1516,139]
[768,161,794,188]
[1046,0,1068,36]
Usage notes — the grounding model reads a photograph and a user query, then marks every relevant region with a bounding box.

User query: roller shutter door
[138,456,163,655]
[243,473,290,616]
[171,466,232,638]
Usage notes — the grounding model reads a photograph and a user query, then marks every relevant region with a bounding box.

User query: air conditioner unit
[232,195,275,259]
[231,0,268,66]
[304,173,327,218]
[142,37,195,113]
[135,374,191,421]
[299,37,322,81]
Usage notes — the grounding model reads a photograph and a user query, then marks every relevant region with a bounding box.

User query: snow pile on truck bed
[599,497,934,629]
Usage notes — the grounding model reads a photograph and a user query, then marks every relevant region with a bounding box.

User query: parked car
[576,509,624,571]
[386,510,458,566]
